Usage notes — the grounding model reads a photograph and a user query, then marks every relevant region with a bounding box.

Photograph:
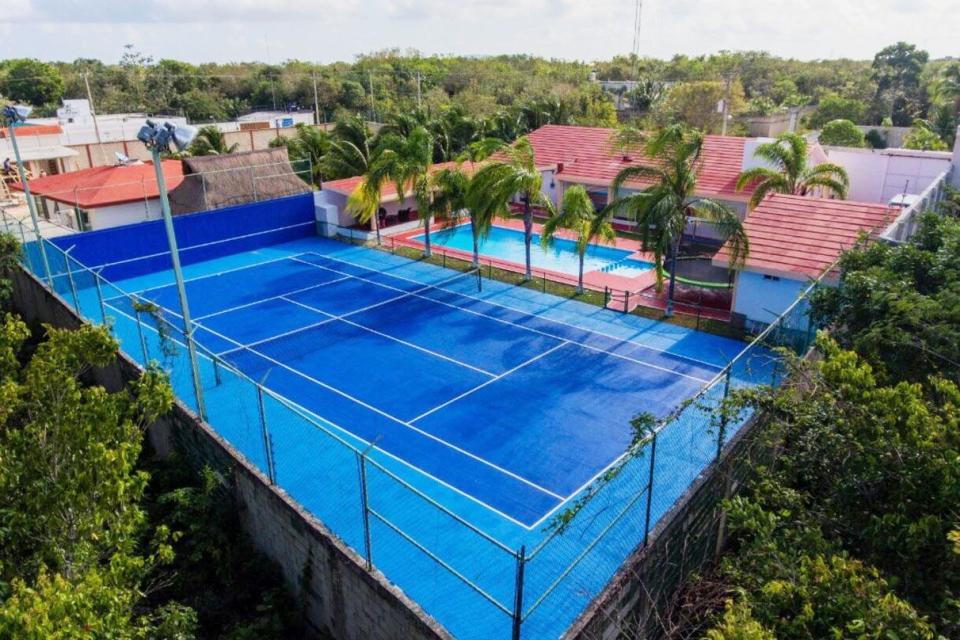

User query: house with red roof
[317,124,762,240]
[13,160,184,231]
[712,193,895,329]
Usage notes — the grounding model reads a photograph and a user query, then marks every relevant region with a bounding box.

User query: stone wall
[564,414,768,640]
[9,265,449,640]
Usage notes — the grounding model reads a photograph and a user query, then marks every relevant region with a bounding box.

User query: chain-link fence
[3,207,834,639]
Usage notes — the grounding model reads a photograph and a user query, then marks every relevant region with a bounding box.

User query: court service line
[409,341,569,424]
[194,321,566,501]
[101,297,560,529]
[294,255,712,384]
[304,250,725,373]
[280,296,497,377]
[193,274,354,321]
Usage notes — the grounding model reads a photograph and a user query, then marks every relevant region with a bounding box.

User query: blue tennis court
[39,195,780,640]
[106,250,723,527]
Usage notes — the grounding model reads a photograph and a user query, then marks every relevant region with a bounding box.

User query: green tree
[654,80,745,133]
[540,185,616,293]
[903,120,948,151]
[468,137,548,279]
[187,125,239,156]
[607,125,748,315]
[736,132,849,209]
[323,115,376,180]
[871,42,929,126]
[179,88,228,123]
[269,123,329,186]
[608,124,645,161]
[808,92,868,128]
[1,59,64,106]
[377,127,435,256]
[818,119,866,147]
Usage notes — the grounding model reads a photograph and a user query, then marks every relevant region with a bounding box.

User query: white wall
[541,169,558,205]
[733,270,809,327]
[87,199,163,230]
[824,146,952,203]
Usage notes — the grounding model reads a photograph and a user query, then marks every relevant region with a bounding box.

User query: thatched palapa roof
[168,147,310,215]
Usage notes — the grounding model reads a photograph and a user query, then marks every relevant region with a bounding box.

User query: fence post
[541,272,546,293]
[132,306,149,363]
[716,368,732,459]
[624,290,630,313]
[63,249,81,315]
[93,270,108,327]
[256,383,277,484]
[511,545,526,640]
[212,356,222,386]
[603,286,609,306]
[357,449,374,571]
[643,433,658,547]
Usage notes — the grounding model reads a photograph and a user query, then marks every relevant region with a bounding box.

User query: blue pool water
[416,224,651,276]
[605,258,658,278]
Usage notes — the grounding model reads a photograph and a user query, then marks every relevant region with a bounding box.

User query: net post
[643,433,658,547]
[511,545,526,640]
[256,382,277,484]
[716,368,732,460]
[356,449,374,571]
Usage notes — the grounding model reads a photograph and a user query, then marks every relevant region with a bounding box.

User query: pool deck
[390,218,660,299]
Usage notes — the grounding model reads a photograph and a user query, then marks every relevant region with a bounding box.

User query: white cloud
[0,0,956,63]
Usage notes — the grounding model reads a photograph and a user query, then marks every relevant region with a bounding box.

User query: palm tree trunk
[470,216,479,268]
[523,195,533,280]
[577,252,585,294]
[665,236,680,317]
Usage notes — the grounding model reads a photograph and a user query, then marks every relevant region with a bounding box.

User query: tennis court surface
[107,249,724,527]
[40,195,779,640]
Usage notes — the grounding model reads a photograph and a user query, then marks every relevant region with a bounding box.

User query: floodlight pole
[148,145,207,420]
[7,122,53,286]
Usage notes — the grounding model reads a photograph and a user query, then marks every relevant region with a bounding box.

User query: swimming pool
[414,224,650,276]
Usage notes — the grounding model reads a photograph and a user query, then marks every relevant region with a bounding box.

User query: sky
[0,0,956,64]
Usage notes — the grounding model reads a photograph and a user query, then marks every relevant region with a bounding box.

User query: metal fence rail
[1,207,844,639]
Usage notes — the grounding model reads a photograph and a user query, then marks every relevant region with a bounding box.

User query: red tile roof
[0,124,63,138]
[323,160,480,200]
[14,160,184,209]
[524,124,752,200]
[713,194,895,279]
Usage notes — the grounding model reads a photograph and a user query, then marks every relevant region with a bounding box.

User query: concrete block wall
[9,265,449,640]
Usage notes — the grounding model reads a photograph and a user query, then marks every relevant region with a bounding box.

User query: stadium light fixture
[138,119,206,420]
[3,104,52,286]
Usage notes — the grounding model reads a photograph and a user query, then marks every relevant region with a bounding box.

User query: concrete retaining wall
[9,264,449,640]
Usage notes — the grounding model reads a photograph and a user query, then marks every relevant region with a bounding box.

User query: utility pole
[83,72,108,166]
[416,71,422,110]
[720,73,733,136]
[312,72,321,125]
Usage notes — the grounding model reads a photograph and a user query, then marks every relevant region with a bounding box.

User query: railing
[879,168,952,243]
[1,206,834,639]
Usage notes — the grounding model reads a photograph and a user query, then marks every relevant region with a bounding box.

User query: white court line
[410,342,568,423]
[306,250,725,373]
[194,319,565,502]
[102,297,549,530]
[280,297,496,377]
[195,274,353,321]
[87,221,315,271]
[295,254,713,384]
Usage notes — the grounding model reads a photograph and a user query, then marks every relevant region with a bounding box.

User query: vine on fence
[132,298,179,359]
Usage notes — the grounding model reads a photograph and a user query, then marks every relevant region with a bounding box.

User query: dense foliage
[0,237,303,638]
[1,44,957,148]
[691,213,960,639]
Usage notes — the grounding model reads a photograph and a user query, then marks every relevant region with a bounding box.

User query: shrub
[818,119,865,147]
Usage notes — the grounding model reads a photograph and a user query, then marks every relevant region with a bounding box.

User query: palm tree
[607,124,748,317]
[188,125,239,156]
[346,126,433,251]
[541,185,616,293]
[324,115,376,180]
[468,137,548,280]
[269,123,328,186]
[736,132,849,209]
